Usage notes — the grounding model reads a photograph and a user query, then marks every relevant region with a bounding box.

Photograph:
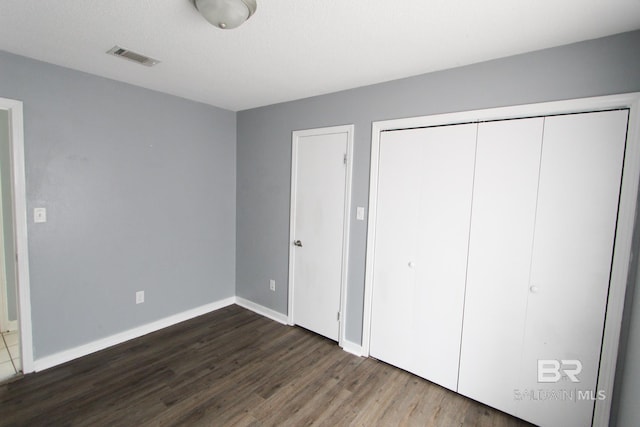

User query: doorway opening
[0,97,33,381]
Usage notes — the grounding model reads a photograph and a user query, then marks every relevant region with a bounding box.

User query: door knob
[293,240,303,247]
[408,261,415,268]
[530,285,539,293]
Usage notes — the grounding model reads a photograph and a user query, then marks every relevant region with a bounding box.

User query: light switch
[356,206,365,221]
[34,207,47,223]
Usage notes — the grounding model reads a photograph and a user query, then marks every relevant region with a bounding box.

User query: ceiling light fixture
[194,0,257,30]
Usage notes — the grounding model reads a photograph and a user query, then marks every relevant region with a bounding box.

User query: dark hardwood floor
[0,305,532,426]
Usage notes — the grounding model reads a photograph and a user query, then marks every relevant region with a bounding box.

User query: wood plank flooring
[0,305,532,426]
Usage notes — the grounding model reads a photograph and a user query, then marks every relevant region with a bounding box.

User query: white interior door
[458,117,544,411]
[369,123,476,391]
[289,127,351,342]
[517,110,628,427]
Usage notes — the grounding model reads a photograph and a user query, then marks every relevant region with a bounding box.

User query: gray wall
[0,108,17,323]
[236,30,640,425]
[2,28,640,425]
[0,51,237,359]
[237,30,640,345]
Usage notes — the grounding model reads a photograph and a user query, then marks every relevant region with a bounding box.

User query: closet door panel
[370,124,476,391]
[412,124,477,390]
[458,118,544,413]
[369,129,422,374]
[518,110,628,427]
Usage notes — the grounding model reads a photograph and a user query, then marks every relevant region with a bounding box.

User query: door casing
[0,97,33,373]
[0,183,15,332]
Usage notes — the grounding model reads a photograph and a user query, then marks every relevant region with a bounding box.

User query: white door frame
[288,124,354,348]
[363,93,640,427]
[0,97,34,374]
[0,183,15,332]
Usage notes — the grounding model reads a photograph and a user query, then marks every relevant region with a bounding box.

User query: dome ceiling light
[194,0,257,30]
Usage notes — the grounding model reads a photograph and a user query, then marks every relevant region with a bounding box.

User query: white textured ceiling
[0,0,639,111]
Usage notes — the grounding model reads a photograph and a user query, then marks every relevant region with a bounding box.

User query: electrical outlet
[136,290,144,304]
[269,279,276,292]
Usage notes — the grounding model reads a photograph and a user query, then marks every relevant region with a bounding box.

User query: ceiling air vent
[106,46,160,67]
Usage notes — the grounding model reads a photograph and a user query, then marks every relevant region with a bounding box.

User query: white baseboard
[33,295,360,373]
[33,296,235,372]
[235,297,288,325]
[235,298,363,358]
[341,339,364,357]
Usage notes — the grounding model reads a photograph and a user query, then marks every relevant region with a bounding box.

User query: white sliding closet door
[369,123,476,391]
[458,118,544,411]
[518,110,628,427]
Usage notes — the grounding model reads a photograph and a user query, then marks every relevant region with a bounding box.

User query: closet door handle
[530,285,539,294]
[293,240,303,247]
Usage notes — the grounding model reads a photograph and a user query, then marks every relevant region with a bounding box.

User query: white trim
[594,94,640,426]
[287,133,297,327]
[339,126,354,347]
[235,297,288,325]
[340,339,363,357]
[0,97,33,374]
[236,295,364,357]
[235,295,364,358]
[0,175,8,332]
[363,93,640,427]
[362,120,382,357]
[368,94,635,131]
[33,297,235,372]
[287,124,354,346]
